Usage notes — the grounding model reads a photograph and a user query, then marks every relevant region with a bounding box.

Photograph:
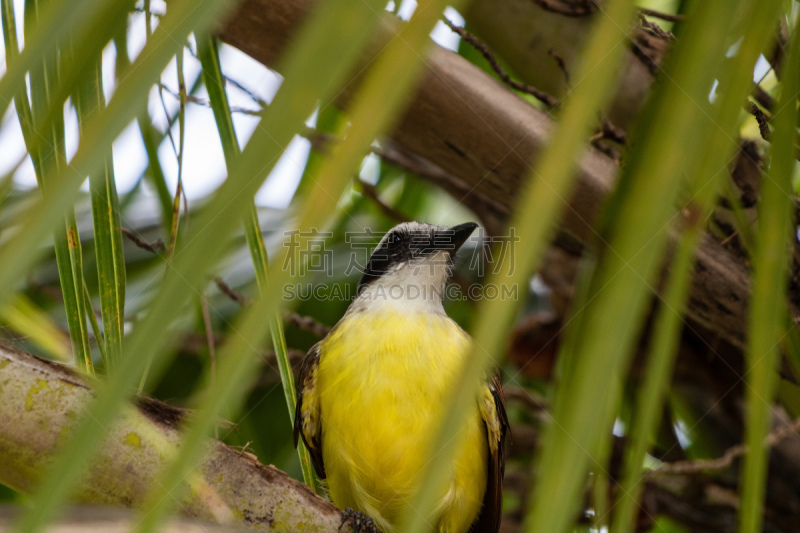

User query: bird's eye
[386,232,401,246]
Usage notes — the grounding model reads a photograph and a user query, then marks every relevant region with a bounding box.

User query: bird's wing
[293,341,326,479]
[471,374,509,533]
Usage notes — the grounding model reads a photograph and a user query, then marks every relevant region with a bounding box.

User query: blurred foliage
[0,0,799,531]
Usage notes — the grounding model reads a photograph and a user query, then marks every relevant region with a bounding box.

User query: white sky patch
[113,121,148,193]
[0,0,463,213]
[255,135,311,208]
[397,0,417,20]
[157,103,228,200]
[64,102,80,164]
[753,54,771,82]
[674,420,692,449]
[430,8,464,52]
[0,105,28,177]
[219,44,283,106]
[231,112,261,150]
[529,274,551,298]
[708,79,719,104]
[102,42,117,102]
[126,12,149,62]
[159,52,202,98]
[612,418,626,437]
[12,157,36,188]
[359,152,381,185]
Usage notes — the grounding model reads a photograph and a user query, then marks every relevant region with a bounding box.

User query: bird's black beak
[433,222,478,254]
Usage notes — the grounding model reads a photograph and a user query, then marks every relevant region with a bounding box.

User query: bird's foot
[339,507,379,533]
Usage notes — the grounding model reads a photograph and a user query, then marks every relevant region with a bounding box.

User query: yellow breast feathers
[295,308,497,533]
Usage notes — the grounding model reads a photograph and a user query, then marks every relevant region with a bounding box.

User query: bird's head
[356,222,477,307]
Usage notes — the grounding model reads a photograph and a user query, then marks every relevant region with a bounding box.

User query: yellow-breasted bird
[293,221,508,533]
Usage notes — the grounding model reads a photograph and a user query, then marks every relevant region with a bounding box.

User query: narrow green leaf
[82,283,107,364]
[198,36,319,493]
[12,0,240,528]
[0,294,70,361]
[138,115,175,229]
[527,0,783,530]
[739,16,800,533]
[395,0,641,529]
[0,0,120,123]
[612,1,785,529]
[114,27,199,234]
[0,0,136,316]
[16,0,134,176]
[611,232,696,531]
[166,46,187,262]
[18,0,391,528]
[74,54,126,371]
[24,0,94,372]
[134,0,471,525]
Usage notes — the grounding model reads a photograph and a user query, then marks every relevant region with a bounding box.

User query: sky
[0,0,463,210]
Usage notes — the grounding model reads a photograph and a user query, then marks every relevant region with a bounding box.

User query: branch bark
[0,344,347,532]
[462,0,669,130]
[0,506,251,532]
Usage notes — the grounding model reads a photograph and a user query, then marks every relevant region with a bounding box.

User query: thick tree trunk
[0,344,346,532]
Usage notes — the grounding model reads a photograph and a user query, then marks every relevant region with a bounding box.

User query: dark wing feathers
[470,374,509,533]
[292,342,326,479]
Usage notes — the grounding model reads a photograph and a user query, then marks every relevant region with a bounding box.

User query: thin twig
[158,83,262,116]
[200,294,216,381]
[442,17,559,109]
[211,276,332,337]
[373,142,507,236]
[358,180,410,222]
[301,126,335,153]
[648,416,800,478]
[121,228,166,254]
[747,102,772,142]
[547,48,570,85]
[720,229,740,247]
[221,75,270,110]
[604,118,627,144]
[745,101,800,162]
[503,385,548,411]
[590,117,626,162]
[639,15,676,42]
[590,117,627,145]
[639,7,685,23]
[282,311,331,338]
[132,6,165,15]
[184,45,271,109]
[752,85,775,111]
[156,85,179,159]
[530,0,597,17]
[213,276,249,306]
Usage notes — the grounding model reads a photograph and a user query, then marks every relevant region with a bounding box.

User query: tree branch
[440,17,558,108]
[648,415,800,478]
[0,506,253,532]
[0,344,347,532]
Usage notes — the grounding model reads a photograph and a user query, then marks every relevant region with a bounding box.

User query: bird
[293,221,508,533]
